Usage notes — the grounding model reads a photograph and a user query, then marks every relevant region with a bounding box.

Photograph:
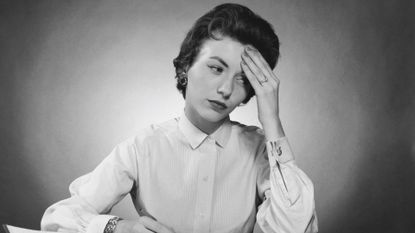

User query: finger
[244,46,280,84]
[242,54,280,91]
[244,47,273,77]
[139,216,172,233]
[241,51,268,84]
[241,59,262,93]
[246,46,275,74]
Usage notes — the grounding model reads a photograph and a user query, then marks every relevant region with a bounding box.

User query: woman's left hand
[241,46,285,139]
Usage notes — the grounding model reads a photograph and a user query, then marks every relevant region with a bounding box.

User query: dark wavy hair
[173,3,280,104]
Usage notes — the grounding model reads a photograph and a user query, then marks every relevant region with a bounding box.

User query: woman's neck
[184,108,226,135]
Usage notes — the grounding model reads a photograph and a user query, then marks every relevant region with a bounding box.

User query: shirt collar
[178,111,231,150]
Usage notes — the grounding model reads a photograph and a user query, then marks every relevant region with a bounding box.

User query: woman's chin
[201,109,228,123]
[185,104,230,125]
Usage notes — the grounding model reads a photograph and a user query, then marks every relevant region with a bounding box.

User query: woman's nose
[217,77,234,99]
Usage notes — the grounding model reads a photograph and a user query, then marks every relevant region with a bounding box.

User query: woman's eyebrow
[209,56,229,68]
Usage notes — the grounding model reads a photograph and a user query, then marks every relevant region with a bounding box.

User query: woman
[41,3,318,233]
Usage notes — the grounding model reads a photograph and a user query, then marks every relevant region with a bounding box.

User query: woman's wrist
[261,117,285,140]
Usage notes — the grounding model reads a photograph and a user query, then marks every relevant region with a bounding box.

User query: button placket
[193,138,217,233]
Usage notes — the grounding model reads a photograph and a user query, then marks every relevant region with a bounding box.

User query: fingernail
[246,46,255,51]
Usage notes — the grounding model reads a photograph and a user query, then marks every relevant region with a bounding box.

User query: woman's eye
[208,65,224,74]
[237,75,249,85]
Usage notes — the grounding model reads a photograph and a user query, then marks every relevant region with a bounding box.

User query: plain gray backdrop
[1,0,414,232]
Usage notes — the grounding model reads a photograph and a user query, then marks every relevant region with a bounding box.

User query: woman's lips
[208,100,227,110]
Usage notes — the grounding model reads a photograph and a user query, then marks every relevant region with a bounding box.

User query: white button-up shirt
[41,113,318,233]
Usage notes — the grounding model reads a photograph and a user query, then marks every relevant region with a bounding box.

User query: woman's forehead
[198,37,245,63]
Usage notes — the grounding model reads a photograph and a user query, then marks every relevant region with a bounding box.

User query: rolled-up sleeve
[41,137,139,233]
[256,137,318,233]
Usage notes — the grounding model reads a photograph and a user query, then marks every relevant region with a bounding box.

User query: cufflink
[276,146,282,156]
[265,137,294,164]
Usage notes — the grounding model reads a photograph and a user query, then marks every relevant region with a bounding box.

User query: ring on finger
[259,77,268,85]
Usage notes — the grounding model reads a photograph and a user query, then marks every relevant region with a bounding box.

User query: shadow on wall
[324,1,415,231]
[325,120,415,232]
[0,2,53,228]
[0,145,51,228]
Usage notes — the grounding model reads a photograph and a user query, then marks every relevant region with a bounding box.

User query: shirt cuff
[86,215,118,233]
[265,137,294,165]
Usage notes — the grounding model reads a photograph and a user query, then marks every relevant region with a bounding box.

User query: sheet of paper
[3,225,56,233]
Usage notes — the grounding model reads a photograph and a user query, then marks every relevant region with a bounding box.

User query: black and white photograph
[1,0,414,233]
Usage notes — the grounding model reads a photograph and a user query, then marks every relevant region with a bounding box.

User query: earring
[178,72,187,86]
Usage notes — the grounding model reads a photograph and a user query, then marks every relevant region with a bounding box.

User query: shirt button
[203,176,208,182]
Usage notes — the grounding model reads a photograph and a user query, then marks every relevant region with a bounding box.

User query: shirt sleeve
[256,137,318,233]
[41,137,139,233]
